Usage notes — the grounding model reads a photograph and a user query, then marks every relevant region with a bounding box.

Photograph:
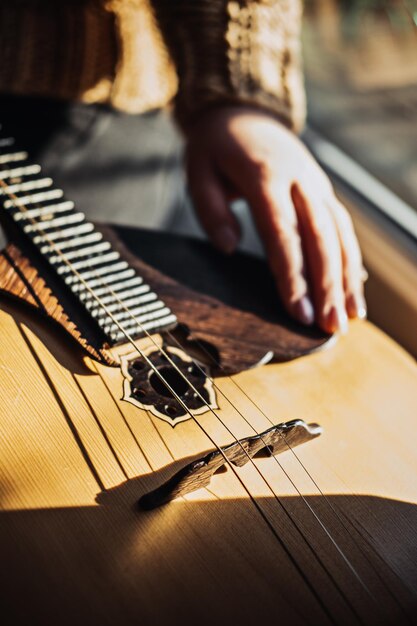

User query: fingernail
[293,296,315,326]
[214,225,238,254]
[357,303,367,320]
[346,294,367,320]
[361,267,369,283]
[326,306,349,334]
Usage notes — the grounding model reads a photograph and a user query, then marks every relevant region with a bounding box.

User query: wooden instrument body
[0,227,416,626]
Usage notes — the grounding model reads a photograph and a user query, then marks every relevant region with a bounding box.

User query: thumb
[187,157,240,254]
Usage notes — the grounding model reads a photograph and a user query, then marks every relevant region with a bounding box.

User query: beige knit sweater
[0,0,305,131]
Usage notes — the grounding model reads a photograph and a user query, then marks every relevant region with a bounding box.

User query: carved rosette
[120,345,217,426]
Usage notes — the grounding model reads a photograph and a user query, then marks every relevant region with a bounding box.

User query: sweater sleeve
[151,0,306,132]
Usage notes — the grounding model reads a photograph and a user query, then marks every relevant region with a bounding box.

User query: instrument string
[100,154,417,621]
[84,275,364,622]
[97,283,370,613]
[39,208,369,621]
[0,175,337,625]
[153,332,378,611]
[89,359,177,470]
[62,241,413,621]
[56,209,374,617]
[176,334,408,615]
[162,309,409,617]
[166,334,380,567]
[163,328,409,613]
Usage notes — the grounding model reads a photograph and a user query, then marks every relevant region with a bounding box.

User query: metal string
[94,275,370,608]
[164,332,375,585]
[45,207,370,621]
[163,323,408,618]
[0,175,336,625]
[89,130,405,618]
[168,330,408,615]
[59,218,374,618]
[80,267,365,622]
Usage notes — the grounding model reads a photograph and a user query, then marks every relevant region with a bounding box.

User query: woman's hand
[184,106,366,334]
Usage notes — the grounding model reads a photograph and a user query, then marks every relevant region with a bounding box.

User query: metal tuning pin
[139,419,323,510]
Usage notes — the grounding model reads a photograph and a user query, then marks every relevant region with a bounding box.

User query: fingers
[187,156,240,254]
[186,144,365,335]
[329,197,367,320]
[244,179,314,326]
[292,184,348,334]
[188,153,314,325]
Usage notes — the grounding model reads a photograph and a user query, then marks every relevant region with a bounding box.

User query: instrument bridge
[139,419,323,509]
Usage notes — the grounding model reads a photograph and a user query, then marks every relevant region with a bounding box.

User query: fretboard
[0,133,177,345]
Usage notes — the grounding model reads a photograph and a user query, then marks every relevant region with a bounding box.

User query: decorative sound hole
[150,366,189,398]
[120,345,217,426]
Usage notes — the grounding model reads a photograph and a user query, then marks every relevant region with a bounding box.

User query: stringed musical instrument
[0,129,416,626]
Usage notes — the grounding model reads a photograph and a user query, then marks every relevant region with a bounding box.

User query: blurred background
[301,1,417,355]
[303,0,417,210]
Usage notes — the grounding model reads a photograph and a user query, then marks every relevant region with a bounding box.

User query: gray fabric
[0,96,186,230]
[0,95,263,256]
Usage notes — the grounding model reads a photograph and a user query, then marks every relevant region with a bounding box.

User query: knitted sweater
[0,0,305,131]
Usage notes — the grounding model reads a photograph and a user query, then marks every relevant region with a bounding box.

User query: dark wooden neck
[0,132,177,346]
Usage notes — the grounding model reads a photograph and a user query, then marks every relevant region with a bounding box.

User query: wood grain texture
[0,229,417,626]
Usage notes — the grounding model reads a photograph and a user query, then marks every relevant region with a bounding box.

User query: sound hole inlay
[120,345,217,425]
